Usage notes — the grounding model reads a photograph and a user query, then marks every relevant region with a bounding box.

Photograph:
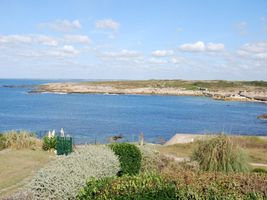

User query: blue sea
[0,79,266,143]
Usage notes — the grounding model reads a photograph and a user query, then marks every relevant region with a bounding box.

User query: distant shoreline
[31,80,267,103]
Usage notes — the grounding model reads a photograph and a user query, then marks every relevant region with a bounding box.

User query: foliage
[84,79,267,91]
[192,135,250,172]
[42,135,56,151]
[252,168,267,174]
[77,173,177,200]
[109,143,141,175]
[78,169,267,200]
[29,145,120,200]
[0,133,7,150]
[231,136,267,149]
[138,144,180,173]
[139,144,161,172]
[1,130,41,150]
[162,168,267,200]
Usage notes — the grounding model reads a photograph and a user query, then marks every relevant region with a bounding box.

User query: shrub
[29,145,120,200]
[252,168,267,174]
[42,135,56,151]
[0,133,7,150]
[138,144,180,173]
[77,173,177,200]
[162,168,267,199]
[109,143,141,175]
[2,130,41,150]
[139,144,160,172]
[192,135,250,172]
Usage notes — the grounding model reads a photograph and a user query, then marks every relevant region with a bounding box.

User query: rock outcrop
[32,82,267,103]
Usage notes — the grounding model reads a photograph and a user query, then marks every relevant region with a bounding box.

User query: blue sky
[0,0,266,80]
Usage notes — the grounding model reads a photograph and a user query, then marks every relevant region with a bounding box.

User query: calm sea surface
[0,79,266,143]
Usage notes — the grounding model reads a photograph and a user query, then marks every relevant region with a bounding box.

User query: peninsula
[33,80,267,103]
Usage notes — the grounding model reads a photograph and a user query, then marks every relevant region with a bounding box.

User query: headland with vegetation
[33,80,267,103]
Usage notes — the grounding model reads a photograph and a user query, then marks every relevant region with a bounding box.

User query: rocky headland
[31,80,267,103]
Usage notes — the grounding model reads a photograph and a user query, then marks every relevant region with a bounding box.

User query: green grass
[157,135,267,165]
[192,135,250,172]
[0,149,54,197]
[81,80,267,91]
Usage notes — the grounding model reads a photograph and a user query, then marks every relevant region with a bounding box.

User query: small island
[33,80,267,103]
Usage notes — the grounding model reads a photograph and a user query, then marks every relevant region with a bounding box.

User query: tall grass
[2,130,41,150]
[192,135,250,172]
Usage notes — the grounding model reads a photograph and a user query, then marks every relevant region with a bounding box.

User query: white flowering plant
[29,145,120,200]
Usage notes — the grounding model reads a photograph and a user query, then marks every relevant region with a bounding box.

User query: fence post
[139,132,144,146]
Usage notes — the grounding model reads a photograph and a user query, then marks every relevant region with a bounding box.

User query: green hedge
[77,172,266,200]
[77,173,177,200]
[109,143,141,175]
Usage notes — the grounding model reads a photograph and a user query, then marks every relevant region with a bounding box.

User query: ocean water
[0,79,266,143]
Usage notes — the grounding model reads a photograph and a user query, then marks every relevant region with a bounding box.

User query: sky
[0,0,266,80]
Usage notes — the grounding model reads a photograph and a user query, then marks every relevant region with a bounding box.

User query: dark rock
[257,113,267,120]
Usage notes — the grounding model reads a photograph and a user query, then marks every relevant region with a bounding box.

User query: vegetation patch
[252,168,267,174]
[77,173,177,200]
[0,133,7,150]
[0,149,53,197]
[42,135,56,151]
[82,80,267,91]
[29,145,120,200]
[192,135,250,172]
[0,130,41,150]
[162,168,267,200]
[110,143,141,175]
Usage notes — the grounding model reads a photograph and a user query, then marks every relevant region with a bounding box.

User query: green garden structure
[56,136,73,155]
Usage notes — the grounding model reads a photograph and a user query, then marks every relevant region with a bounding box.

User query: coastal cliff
[32,80,267,103]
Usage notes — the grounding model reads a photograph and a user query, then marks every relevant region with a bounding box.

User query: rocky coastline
[32,82,267,103]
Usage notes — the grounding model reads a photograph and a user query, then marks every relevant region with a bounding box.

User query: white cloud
[179,41,205,52]
[179,41,224,52]
[0,35,32,43]
[0,34,59,46]
[35,35,58,46]
[148,58,168,64]
[206,43,224,52]
[170,57,184,64]
[61,45,79,55]
[152,50,173,57]
[237,41,267,60]
[95,19,120,31]
[64,35,91,44]
[102,49,140,58]
[40,19,81,32]
[49,45,79,57]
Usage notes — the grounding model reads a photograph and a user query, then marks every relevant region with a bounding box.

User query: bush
[252,168,267,174]
[42,135,56,151]
[29,145,120,200]
[2,130,41,150]
[77,173,177,200]
[139,144,160,172]
[162,168,267,199]
[0,133,7,150]
[110,143,141,175]
[192,135,250,172]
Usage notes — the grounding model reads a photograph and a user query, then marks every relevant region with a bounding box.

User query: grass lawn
[0,149,54,197]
